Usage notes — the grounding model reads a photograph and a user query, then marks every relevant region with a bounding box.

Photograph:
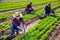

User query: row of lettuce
[0,2,60,32]
[0,0,57,12]
[13,15,60,40]
[0,5,44,20]
[0,9,60,40]
[0,2,58,20]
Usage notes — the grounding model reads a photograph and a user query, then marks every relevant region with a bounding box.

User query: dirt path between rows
[13,8,60,40]
[0,3,45,14]
[19,17,40,34]
[55,8,60,12]
[27,18,40,29]
[0,7,60,40]
[0,15,40,40]
[0,6,60,24]
[47,23,60,40]
[0,1,57,14]
[0,1,59,24]
[47,8,60,40]
[0,2,47,23]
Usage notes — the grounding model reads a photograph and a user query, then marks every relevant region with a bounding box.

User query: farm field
[0,0,60,40]
[0,3,60,31]
[0,2,59,20]
[0,0,58,12]
[13,8,60,40]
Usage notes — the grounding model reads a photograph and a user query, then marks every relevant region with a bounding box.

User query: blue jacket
[45,5,51,14]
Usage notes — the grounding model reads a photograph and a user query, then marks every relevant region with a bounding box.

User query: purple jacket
[12,18,25,27]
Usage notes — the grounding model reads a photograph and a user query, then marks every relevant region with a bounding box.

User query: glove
[17,26,21,29]
[25,29,28,32]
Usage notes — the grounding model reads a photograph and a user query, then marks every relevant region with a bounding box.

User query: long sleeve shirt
[45,5,51,13]
[26,4,32,9]
[12,18,25,27]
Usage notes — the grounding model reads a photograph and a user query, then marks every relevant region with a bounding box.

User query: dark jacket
[26,4,32,9]
[45,5,51,14]
[12,18,25,27]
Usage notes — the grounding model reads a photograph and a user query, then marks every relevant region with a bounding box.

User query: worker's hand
[17,26,21,29]
[24,25,27,29]
[24,25,28,32]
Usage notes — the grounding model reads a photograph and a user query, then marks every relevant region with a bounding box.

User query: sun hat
[13,12,22,18]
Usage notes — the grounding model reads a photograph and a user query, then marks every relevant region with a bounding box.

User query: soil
[0,1,59,23]
[0,15,40,35]
[0,1,57,13]
[47,23,60,40]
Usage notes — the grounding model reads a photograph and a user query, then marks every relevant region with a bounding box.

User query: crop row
[55,9,60,18]
[0,2,60,32]
[0,0,57,11]
[13,16,59,40]
[0,2,59,20]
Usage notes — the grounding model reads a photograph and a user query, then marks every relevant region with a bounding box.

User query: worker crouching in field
[10,12,27,38]
[44,3,51,17]
[23,2,34,14]
[44,3,55,17]
[39,3,55,19]
[26,2,34,13]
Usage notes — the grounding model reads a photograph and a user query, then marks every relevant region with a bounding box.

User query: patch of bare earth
[27,19,40,29]
[47,23,60,40]
[0,16,40,35]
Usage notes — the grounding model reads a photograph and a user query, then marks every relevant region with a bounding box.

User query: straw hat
[13,12,22,18]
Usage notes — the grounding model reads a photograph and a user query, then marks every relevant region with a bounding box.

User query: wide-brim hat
[13,12,22,18]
